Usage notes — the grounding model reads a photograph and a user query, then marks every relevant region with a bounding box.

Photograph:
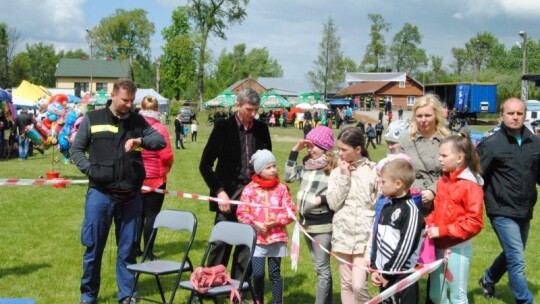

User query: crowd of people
[10,78,529,303]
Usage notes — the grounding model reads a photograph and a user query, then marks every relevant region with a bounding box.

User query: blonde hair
[409,93,450,139]
[380,158,415,189]
[141,96,158,111]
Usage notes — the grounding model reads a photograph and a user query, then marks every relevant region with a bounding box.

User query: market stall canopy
[296,92,321,105]
[134,88,170,106]
[0,88,12,102]
[88,89,110,106]
[13,80,52,102]
[260,91,290,108]
[204,90,237,108]
[12,95,37,108]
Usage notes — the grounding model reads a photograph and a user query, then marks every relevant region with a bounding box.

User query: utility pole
[520,31,528,101]
[86,29,93,94]
[156,57,161,93]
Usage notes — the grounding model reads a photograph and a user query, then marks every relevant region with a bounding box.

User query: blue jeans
[80,187,142,303]
[484,216,534,304]
[18,136,28,159]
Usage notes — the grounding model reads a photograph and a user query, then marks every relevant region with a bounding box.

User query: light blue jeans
[429,240,472,303]
[18,136,28,159]
[484,216,534,304]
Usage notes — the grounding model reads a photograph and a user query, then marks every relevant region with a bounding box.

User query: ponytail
[442,130,481,175]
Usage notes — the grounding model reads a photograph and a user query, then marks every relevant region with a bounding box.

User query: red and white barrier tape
[0,178,88,186]
[0,179,444,279]
[367,250,451,303]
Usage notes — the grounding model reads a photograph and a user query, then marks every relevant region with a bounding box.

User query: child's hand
[253,221,267,234]
[292,139,313,152]
[339,160,351,176]
[314,196,322,205]
[371,271,382,287]
[379,275,389,287]
[266,219,278,229]
[426,226,440,239]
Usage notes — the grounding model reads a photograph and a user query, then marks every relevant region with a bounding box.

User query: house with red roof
[336,73,424,110]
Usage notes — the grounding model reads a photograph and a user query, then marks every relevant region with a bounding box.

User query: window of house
[407,96,415,106]
[74,82,89,93]
[399,81,405,88]
[96,82,108,92]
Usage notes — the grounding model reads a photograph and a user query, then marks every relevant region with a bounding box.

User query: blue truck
[424,83,497,124]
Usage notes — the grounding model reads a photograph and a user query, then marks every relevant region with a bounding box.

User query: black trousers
[175,131,185,149]
[380,274,419,304]
[138,183,166,255]
[207,211,251,280]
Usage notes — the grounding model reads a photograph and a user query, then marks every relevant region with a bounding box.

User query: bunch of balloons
[29,94,85,162]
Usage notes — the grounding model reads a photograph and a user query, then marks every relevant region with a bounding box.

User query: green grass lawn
[0,118,538,303]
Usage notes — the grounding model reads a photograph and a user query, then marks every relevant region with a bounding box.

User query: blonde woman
[399,93,450,217]
[137,96,174,260]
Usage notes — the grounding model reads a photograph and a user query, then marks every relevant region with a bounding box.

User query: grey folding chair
[178,221,257,304]
[127,210,197,304]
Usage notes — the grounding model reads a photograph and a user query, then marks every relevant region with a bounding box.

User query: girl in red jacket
[237,149,296,304]
[137,96,174,260]
[425,131,484,303]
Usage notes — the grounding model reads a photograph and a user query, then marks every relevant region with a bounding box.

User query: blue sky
[1,0,539,79]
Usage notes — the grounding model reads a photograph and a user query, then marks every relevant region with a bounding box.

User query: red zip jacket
[426,167,484,249]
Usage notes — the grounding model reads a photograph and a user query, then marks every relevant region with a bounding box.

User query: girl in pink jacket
[237,149,296,304]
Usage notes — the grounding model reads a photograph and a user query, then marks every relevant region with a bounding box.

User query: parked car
[179,107,195,123]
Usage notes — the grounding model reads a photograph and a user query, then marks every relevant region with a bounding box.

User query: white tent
[134,88,170,114]
[12,95,37,108]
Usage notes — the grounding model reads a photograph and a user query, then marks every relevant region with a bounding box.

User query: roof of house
[257,77,314,96]
[337,81,391,96]
[54,58,131,78]
[346,72,407,83]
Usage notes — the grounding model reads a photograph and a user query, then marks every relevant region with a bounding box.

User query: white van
[525,100,540,133]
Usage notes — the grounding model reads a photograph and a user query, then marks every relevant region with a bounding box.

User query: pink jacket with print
[237,182,296,245]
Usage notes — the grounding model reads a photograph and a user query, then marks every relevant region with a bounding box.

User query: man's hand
[125,137,142,152]
[217,191,232,213]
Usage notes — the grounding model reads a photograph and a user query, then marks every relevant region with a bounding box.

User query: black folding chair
[178,221,257,303]
[127,210,197,303]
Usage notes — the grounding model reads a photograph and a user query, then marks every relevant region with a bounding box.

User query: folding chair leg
[154,275,166,303]
[129,272,141,301]
[187,291,196,304]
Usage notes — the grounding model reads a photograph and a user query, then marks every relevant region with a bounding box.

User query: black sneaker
[479,277,495,298]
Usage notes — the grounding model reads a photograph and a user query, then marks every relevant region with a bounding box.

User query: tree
[26,43,57,86]
[342,57,357,73]
[360,13,391,72]
[0,23,20,88]
[464,32,504,81]
[307,17,345,99]
[186,0,249,110]
[89,9,155,87]
[389,23,428,74]
[57,49,88,59]
[430,55,446,82]
[210,43,283,95]
[161,6,197,100]
[451,47,468,75]
[10,52,31,87]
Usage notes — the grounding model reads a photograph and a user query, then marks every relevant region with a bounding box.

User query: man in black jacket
[72,78,166,304]
[477,98,540,303]
[199,88,272,279]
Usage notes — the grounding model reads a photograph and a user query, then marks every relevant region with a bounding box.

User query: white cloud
[453,0,540,19]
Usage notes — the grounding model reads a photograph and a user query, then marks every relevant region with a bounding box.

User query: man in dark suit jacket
[199,88,272,279]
